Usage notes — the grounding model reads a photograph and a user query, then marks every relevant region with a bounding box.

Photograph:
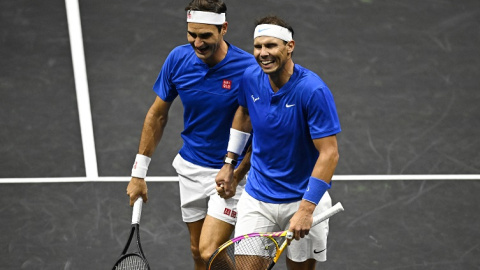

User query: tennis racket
[111,197,150,270]
[206,202,344,270]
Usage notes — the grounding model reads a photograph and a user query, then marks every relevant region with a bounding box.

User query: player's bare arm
[289,135,339,240]
[234,144,252,182]
[310,135,339,183]
[127,96,172,206]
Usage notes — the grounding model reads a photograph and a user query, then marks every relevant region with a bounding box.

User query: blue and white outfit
[153,43,256,224]
[234,64,341,261]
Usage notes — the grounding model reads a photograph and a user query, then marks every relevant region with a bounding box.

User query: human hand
[287,205,315,242]
[126,177,148,206]
[215,164,235,199]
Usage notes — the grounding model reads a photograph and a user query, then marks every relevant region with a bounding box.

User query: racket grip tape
[312,202,344,227]
[132,197,143,224]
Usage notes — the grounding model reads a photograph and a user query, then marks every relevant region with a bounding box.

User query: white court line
[333,174,480,180]
[1,175,479,184]
[65,0,98,178]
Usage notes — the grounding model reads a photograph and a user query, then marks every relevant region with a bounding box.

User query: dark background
[1,0,479,269]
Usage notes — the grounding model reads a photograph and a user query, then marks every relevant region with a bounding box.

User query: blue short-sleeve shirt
[239,64,341,203]
[153,43,256,168]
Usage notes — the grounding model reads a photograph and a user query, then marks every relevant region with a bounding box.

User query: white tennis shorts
[172,154,246,225]
[234,190,332,262]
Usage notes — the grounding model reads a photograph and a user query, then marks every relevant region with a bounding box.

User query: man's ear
[221,22,228,35]
[287,40,295,54]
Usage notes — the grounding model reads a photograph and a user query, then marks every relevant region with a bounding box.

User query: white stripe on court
[0,175,479,184]
[65,0,98,178]
[333,174,480,180]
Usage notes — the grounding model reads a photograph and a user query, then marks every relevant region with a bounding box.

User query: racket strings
[115,254,149,270]
[209,236,283,270]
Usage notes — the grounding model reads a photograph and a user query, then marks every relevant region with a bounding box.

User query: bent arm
[233,144,252,183]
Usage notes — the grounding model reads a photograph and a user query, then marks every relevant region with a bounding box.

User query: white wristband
[227,128,251,155]
[131,154,151,179]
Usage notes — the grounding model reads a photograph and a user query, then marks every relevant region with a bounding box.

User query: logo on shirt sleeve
[222,79,232,90]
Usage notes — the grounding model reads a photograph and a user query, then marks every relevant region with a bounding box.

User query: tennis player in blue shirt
[126,0,256,268]
[216,15,341,269]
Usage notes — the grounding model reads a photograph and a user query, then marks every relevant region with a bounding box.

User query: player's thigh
[186,219,205,250]
[199,214,234,255]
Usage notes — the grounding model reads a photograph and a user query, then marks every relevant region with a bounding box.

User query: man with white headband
[126,0,256,268]
[216,15,341,269]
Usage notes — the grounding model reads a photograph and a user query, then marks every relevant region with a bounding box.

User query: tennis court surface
[1,0,480,269]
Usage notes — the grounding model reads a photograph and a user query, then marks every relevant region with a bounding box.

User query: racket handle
[312,202,344,227]
[132,197,143,224]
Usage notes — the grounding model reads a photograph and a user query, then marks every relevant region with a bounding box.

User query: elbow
[324,148,339,169]
[333,150,340,165]
[147,108,168,128]
[158,114,168,129]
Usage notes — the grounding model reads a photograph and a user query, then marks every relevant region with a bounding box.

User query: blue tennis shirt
[153,43,256,168]
[239,64,341,203]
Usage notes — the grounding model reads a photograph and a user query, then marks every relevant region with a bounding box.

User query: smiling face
[187,22,227,65]
[253,36,294,75]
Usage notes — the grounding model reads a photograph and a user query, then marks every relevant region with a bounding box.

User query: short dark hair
[185,0,227,32]
[255,15,294,39]
[185,0,226,13]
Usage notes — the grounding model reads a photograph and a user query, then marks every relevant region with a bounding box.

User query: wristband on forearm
[131,154,151,178]
[227,128,251,155]
[302,176,332,205]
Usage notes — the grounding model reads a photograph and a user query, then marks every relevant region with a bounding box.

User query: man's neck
[205,40,228,67]
[269,59,294,92]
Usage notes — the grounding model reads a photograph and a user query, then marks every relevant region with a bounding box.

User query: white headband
[254,24,293,42]
[187,10,226,25]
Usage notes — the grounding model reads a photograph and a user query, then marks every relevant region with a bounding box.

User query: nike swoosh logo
[258,28,270,32]
[286,104,295,108]
[314,248,326,254]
